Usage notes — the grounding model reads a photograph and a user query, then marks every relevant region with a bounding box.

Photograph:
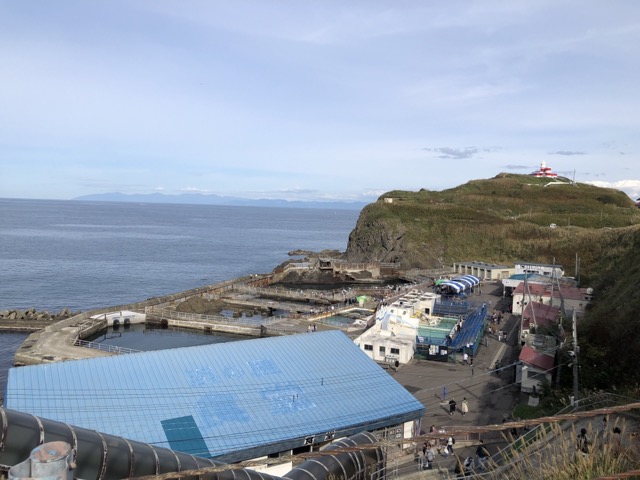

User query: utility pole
[550,257,555,307]
[572,310,579,405]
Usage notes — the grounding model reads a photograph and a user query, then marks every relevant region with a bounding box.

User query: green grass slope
[345,173,640,283]
[579,226,640,389]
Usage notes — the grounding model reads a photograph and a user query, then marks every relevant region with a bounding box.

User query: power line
[127,401,640,480]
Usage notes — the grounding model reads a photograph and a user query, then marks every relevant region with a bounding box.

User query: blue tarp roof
[5,331,424,462]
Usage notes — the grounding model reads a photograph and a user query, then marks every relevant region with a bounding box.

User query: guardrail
[146,306,284,326]
[74,339,141,355]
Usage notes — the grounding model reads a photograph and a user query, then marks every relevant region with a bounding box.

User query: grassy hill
[345,173,640,284]
[345,173,640,477]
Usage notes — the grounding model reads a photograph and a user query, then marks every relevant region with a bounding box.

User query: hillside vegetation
[346,172,640,389]
[578,225,640,389]
[345,173,640,284]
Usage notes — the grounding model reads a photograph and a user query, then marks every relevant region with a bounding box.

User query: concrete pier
[12,273,379,366]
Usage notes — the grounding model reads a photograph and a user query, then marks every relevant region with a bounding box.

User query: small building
[502,273,577,296]
[355,291,441,365]
[519,302,561,342]
[511,282,592,316]
[5,331,424,475]
[452,261,515,281]
[356,326,416,365]
[517,342,556,394]
[356,287,487,363]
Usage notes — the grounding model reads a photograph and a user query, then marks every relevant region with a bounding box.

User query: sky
[1,1,640,203]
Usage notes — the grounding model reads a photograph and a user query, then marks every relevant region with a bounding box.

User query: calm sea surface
[0,198,360,394]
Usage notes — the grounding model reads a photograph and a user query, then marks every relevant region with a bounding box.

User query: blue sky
[2,1,639,202]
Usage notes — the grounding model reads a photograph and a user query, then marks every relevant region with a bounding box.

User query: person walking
[447,435,455,455]
[476,439,490,470]
[449,398,457,416]
[577,427,589,457]
[423,442,435,470]
[463,456,474,476]
[453,455,463,479]
[461,397,469,416]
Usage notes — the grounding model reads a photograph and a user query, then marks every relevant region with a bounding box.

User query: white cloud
[585,180,640,200]
[1,1,640,201]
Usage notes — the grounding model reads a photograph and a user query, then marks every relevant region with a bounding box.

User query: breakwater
[11,271,378,367]
[0,308,79,332]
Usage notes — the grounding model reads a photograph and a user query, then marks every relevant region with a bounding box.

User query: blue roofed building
[5,330,424,474]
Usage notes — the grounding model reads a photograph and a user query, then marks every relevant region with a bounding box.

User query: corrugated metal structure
[0,407,383,480]
[5,331,424,463]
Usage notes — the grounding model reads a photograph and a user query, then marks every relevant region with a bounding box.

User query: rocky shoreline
[0,308,79,331]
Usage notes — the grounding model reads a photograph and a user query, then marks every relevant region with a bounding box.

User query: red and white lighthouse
[530,161,558,178]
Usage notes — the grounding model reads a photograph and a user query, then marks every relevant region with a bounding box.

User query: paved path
[384,282,527,477]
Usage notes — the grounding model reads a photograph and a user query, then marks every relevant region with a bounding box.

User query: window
[364,344,373,351]
[379,346,386,354]
[268,450,291,459]
[528,371,549,382]
[390,348,400,355]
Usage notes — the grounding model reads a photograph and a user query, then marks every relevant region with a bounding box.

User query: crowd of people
[419,416,629,478]
[419,434,491,475]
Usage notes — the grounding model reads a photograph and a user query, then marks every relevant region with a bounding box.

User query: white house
[517,343,555,394]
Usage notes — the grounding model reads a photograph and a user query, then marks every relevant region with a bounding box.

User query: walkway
[383,283,526,478]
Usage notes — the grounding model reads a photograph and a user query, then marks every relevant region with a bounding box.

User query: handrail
[74,339,141,355]
[146,306,284,325]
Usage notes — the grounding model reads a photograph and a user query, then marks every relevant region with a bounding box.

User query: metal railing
[146,306,283,326]
[74,339,141,355]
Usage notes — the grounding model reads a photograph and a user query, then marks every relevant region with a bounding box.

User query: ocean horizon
[0,198,361,392]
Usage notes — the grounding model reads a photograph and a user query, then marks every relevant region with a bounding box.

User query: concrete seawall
[13,274,268,366]
[12,272,367,366]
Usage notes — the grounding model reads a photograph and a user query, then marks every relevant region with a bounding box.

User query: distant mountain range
[73,192,368,210]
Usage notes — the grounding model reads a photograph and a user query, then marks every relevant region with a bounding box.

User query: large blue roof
[5,331,424,462]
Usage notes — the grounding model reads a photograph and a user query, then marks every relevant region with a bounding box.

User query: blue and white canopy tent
[438,281,465,294]
[455,275,480,287]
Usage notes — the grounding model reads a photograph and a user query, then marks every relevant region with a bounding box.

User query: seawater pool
[418,317,458,344]
[320,315,355,327]
[85,323,249,352]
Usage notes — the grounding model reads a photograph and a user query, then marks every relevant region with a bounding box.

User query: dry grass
[486,419,640,480]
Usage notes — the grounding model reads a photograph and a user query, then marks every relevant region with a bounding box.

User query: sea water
[0,198,361,393]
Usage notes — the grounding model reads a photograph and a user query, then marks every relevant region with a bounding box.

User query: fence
[145,306,284,326]
[74,339,141,355]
